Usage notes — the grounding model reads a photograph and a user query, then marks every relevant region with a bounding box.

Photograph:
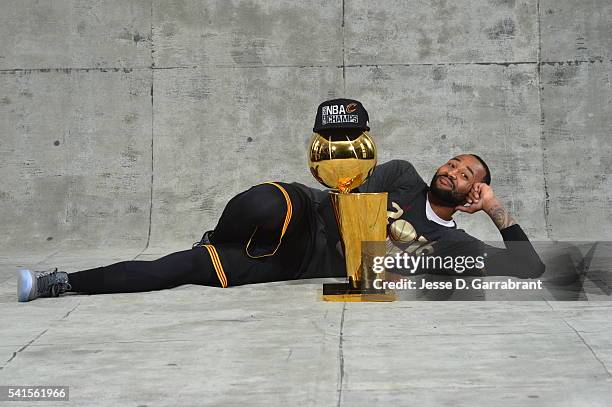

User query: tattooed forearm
[487,204,516,230]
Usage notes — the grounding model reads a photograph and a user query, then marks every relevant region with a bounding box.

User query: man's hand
[454,183,496,214]
[454,183,516,230]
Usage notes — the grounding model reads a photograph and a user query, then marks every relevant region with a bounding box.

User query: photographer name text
[373,278,543,291]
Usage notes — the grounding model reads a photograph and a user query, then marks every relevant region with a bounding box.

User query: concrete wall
[1,0,610,256]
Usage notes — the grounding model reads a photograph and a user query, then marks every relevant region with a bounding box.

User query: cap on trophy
[308,98,377,193]
[313,98,370,133]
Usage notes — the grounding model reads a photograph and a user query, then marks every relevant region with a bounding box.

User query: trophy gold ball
[308,131,377,193]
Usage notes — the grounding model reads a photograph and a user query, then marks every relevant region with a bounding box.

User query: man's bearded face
[429,155,487,206]
[429,173,468,206]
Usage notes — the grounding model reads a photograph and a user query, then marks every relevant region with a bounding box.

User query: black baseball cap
[313,98,370,132]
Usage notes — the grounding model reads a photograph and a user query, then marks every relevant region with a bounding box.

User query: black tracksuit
[68,160,544,294]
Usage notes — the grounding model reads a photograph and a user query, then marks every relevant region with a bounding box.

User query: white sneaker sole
[17,269,34,302]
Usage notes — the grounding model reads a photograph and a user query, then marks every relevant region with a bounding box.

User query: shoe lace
[36,268,72,297]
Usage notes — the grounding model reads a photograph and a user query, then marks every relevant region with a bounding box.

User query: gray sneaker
[17,268,72,302]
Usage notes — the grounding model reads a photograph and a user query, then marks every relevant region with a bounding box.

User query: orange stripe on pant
[202,244,228,288]
[245,182,293,259]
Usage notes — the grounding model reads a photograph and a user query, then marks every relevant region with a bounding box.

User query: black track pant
[68,183,312,294]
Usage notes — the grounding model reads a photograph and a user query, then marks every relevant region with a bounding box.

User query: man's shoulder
[383,159,418,172]
[374,159,425,188]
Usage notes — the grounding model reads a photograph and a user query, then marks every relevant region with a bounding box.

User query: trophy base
[322,282,396,302]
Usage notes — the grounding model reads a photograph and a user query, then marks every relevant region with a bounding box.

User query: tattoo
[487,205,516,230]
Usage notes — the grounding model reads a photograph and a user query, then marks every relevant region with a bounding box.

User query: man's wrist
[485,200,517,230]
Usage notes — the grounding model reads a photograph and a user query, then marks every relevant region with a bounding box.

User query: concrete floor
[1,247,612,406]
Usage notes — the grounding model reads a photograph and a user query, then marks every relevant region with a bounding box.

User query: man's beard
[429,174,468,206]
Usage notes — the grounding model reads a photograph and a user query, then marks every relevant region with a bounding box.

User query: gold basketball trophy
[308,99,394,302]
